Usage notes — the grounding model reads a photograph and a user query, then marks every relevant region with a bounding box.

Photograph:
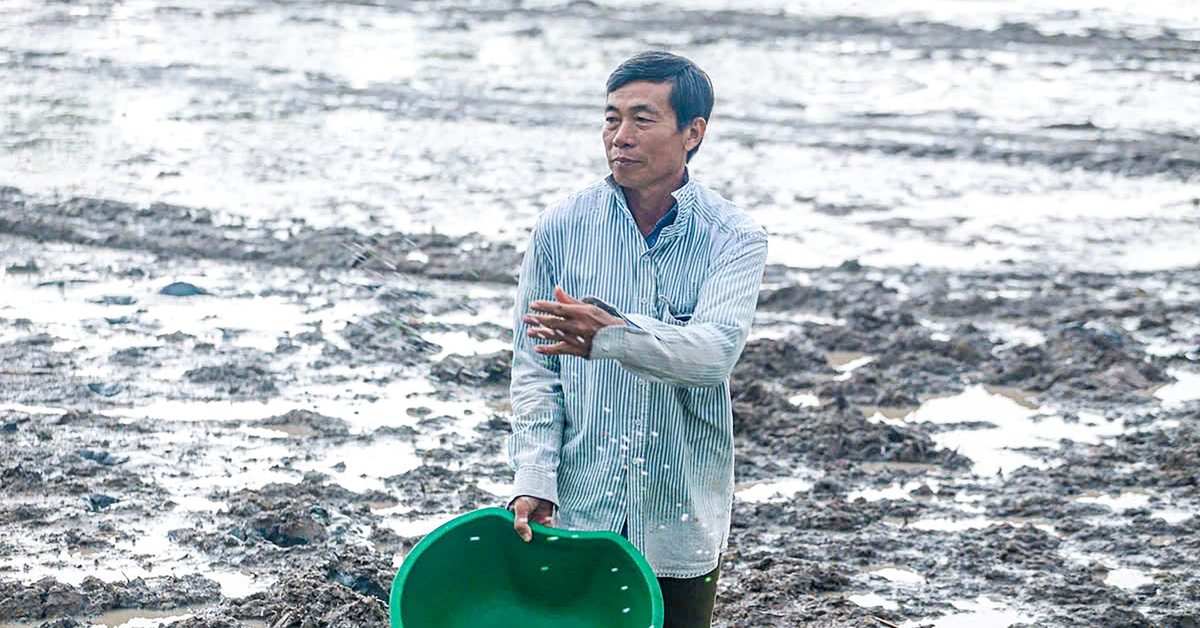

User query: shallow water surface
[900,596,1035,628]
[3,0,1199,271]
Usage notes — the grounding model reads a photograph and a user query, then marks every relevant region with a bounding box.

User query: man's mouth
[612,157,640,166]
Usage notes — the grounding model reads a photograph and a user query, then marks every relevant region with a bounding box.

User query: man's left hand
[524,286,626,357]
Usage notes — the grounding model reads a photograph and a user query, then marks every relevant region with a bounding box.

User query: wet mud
[3,233,1196,626]
[3,0,1200,627]
[0,575,221,622]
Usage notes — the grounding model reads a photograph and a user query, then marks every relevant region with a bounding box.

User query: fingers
[525,290,599,358]
[526,324,584,344]
[534,340,587,357]
[523,312,572,331]
[526,317,588,353]
[511,497,556,542]
[524,310,598,338]
[527,326,588,354]
[554,286,583,304]
[514,513,532,542]
[529,300,570,317]
[532,507,553,526]
[511,498,534,543]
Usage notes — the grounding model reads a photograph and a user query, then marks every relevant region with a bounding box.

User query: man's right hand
[509,495,554,542]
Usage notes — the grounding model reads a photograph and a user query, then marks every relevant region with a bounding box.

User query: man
[507,51,767,627]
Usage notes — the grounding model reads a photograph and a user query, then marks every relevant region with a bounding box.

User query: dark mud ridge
[0,187,521,284]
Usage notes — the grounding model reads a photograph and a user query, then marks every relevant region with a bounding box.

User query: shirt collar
[604,168,697,222]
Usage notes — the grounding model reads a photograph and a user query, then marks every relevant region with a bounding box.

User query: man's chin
[609,170,637,188]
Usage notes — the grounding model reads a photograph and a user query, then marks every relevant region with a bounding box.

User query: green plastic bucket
[389,507,664,628]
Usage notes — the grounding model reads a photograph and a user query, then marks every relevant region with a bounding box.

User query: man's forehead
[606,80,673,111]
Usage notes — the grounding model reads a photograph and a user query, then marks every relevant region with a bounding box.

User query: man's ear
[684,117,707,153]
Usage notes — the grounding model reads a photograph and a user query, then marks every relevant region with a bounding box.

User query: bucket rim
[389,506,664,628]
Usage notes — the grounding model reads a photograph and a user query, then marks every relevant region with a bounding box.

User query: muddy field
[2,0,1200,627]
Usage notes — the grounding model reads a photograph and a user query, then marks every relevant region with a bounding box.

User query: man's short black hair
[606,51,714,163]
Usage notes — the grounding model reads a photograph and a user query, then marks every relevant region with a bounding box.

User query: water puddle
[827,352,874,370]
[847,592,900,611]
[1105,567,1155,590]
[93,610,197,628]
[0,403,67,415]
[170,494,225,513]
[1140,322,1200,360]
[889,517,1002,532]
[0,545,270,600]
[476,478,513,498]
[977,322,1048,348]
[106,398,294,423]
[850,483,917,503]
[108,374,492,434]
[148,432,296,493]
[788,392,820,408]
[434,299,512,328]
[426,330,510,361]
[1074,491,1151,512]
[749,311,845,341]
[828,353,876,382]
[1068,488,1194,525]
[869,566,926,585]
[857,462,942,474]
[0,248,514,435]
[0,609,194,628]
[293,440,425,493]
[981,386,1040,410]
[735,475,821,503]
[0,264,373,354]
[143,404,471,499]
[0,458,288,597]
[0,606,268,628]
[882,385,1126,475]
[848,480,961,504]
[246,423,317,439]
[887,516,1056,535]
[377,511,458,540]
[1150,509,1193,525]
[1154,370,1200,408]
[900,596,1036,628]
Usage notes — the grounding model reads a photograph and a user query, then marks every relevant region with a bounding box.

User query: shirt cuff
[510,465,559,507]
[582,296,640,329]
[591,324,629,360]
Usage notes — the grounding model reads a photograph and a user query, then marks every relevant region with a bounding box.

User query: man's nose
[612,120,636,147]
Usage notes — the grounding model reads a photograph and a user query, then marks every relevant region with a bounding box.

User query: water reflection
[891,385,1127,475]
[901,596,1035,628]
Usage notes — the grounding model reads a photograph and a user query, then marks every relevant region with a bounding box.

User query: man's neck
[624,171,685,236]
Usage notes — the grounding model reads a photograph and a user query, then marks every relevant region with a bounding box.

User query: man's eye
[636,117,652,123]
[605,117,618,124]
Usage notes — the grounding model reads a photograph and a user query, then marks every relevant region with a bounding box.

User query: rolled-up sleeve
[590,229,767,387]
[507,220,565,506]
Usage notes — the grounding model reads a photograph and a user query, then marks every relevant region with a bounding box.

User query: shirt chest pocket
[654,268,703,326]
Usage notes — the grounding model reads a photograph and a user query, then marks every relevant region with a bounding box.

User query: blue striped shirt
[507,174,768,578]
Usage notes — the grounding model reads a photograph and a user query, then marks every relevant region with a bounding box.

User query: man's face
[603,80,700,194]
